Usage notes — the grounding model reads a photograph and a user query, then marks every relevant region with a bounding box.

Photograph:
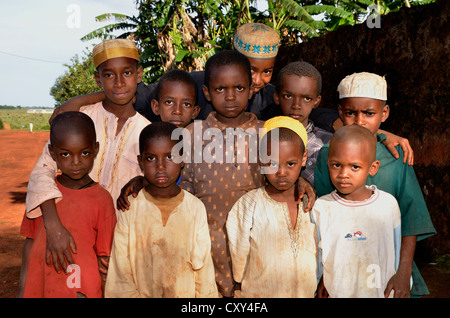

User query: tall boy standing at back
[24,39,150,274]
[314,72,436,297]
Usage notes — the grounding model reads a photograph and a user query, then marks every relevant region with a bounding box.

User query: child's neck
[102,99,137,136]
[57,174,95,190]
[265,184,299,229]
[337,186,373,202]
[102,99,136,119]
[215,112,250,128]
[144,184,181,200]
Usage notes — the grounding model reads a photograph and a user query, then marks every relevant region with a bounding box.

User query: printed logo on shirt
[344,231,367,241]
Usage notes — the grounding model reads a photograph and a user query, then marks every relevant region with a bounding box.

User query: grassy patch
[0,109,52,131]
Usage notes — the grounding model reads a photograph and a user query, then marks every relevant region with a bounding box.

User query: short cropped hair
[50,111,96,146]
[276,61,322,95]
[204,50,252,88]
[139,121,183,154]
[155,69,198,104]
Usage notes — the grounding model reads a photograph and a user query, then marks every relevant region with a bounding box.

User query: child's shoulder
[310,125,333,144]
[375,187,399,205]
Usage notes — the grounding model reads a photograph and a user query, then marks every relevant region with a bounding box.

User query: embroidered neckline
[262,188,303,258]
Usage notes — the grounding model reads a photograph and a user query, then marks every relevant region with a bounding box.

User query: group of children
[17,22,435,298]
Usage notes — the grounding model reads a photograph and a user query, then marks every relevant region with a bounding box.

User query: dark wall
[274,0,449,257]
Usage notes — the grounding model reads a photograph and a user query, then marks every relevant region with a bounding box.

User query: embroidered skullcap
[233,23,280,59]
[262,116,308,148]
[337,72,387,101]
[93,39,139,68]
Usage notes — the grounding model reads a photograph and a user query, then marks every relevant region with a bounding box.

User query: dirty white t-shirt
[311,185,402,298]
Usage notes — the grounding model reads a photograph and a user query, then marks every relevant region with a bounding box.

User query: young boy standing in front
[312,125,402,298]
[314,72,436,297]
[226,116,319,298]
[105,122,217,298]
[18,112,116,298]
[24,39,150,274]
[273,61,333,185]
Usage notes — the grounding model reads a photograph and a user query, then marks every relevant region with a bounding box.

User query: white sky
[0,0,139,107]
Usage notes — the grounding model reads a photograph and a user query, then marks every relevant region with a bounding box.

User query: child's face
[248,57,276,95]
[94,57,142,107]
[202,64,253,126]
[49,131,99,183]
[274,75,321,128]
[264,139,307,195]
[138,136,182,197]
[338,97,389,135]
[151,81,200,128]
[328,140,379,201]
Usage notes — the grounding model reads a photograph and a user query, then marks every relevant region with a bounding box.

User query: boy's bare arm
[17,238,34,298]
[41,199,77,273]
[49,91,105,123]
[116,176,147,211]
[384,235,416,298]
[296,177,316,212]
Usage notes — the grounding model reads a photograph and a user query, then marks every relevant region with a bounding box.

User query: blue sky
[0,0,138,107]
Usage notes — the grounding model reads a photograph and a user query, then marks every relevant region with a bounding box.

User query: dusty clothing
[311,186,401,298]
[314,134,437,296]
[226,187,319,298]
[25,102,150,218]
[105,189,218,298]
[21,181,116,298]
[180,112,265,296]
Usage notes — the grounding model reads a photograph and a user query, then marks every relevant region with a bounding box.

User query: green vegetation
[48,0,436,102]
[0,109,52,131]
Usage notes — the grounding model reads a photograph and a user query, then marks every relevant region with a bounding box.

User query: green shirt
[314,133,436,296]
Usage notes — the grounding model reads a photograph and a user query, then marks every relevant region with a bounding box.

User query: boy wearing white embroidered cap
[314,72,436,298]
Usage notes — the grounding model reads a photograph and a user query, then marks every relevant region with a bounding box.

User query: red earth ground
[0,129,448,298]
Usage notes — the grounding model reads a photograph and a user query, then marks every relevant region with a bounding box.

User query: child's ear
[313,95,322,108]
[369,160,380,176]
[381,104,390,123]
[202,85,211,102]
[137,66,143,84]
[94,71,102,88]
[273,91,280,105]
[301,149,308,167]
[191,105,201,120]
[151,99,160,116]
[93,142,99,159]
[137,155,144,171]
[48,144,56,161]
[248,86,254,99]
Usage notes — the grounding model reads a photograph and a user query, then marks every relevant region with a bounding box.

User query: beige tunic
[105,189,218,298]
[226,187,319,298]
[25,102,150,217]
